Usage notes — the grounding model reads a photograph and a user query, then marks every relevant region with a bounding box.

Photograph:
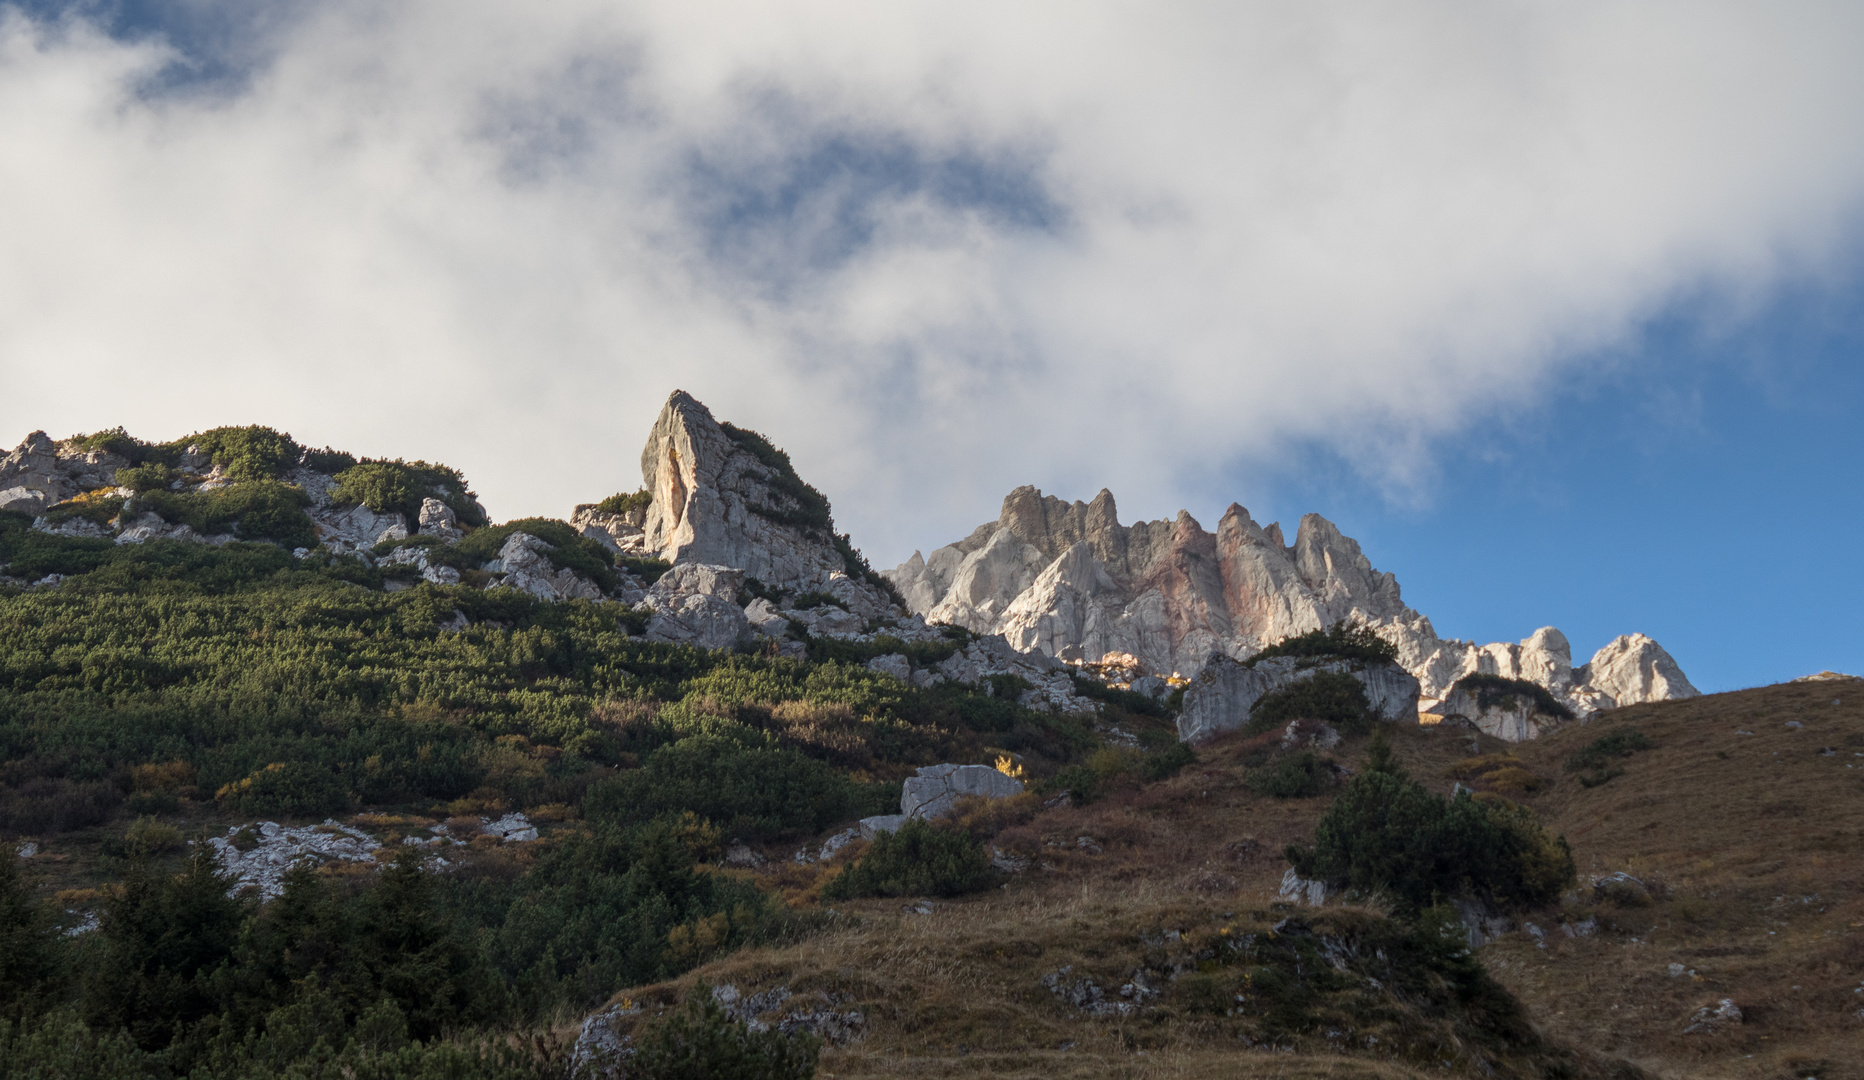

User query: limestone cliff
[888,486,1698,729]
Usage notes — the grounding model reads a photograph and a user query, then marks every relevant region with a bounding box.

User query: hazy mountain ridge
[887,486,1698,732]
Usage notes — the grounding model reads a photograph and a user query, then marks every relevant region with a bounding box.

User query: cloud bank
[1,1,1861,561]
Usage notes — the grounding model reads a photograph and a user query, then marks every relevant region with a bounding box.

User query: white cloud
[1,1,1861,563]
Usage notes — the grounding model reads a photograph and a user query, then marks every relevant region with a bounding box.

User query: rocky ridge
[888,487,1699,735]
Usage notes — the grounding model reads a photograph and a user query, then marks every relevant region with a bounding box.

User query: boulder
[312,503,409,552]
[899,763,1025,821]
[417,498,462,541]
[643,593,751,651]
[643,562,744,607]
[866,653,912,681]
[571,505,648,556]
[487,533,604,602]
[1176,655,1420,745]
[744,597,790,639]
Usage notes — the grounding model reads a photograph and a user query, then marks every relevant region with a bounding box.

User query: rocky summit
[888,486,1698,734]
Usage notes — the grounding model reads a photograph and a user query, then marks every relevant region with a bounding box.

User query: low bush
[585,736,883,839]
[1287,766,1574,913]
[593,490,651,517]
[40,490,125,527]
[1244,622,1398,669]
[1245,671,1373,736]
[628,981,819,1080]
[185,425,302,482]
[821,818,993,900]
[215,761,348,819]
[1249,750,1331,798]
[1070,676,1174,719]
[331,459,487,529]
[1565,728,1652,776]
[1449,754,1549,797]
[131,481,317,547]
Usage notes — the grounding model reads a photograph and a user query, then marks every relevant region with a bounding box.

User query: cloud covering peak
[2,1,1861,558]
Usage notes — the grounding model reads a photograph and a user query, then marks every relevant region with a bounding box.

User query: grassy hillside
[584,681,1862,1080]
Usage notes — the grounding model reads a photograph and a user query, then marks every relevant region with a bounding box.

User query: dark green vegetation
[1563,727,1653,788]
[1162,906,1578,1072]
[0,481,1134,1077]
[1245,670,1374,736]
[1248,749,1331,798]
[820,819,993,900]
[1243,621,1398,669]
[1286,735,1576,913]
[1451,673,1575,721]
[625,983,820,1080]
[593,491,651,517]
[331,460,487,529]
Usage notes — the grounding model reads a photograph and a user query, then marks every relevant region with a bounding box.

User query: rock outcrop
[890,486,1699,733]
[1423,681,1570,742]
[1176,656,1421,744]
[860,762,1026,837]
[634,391,894,617]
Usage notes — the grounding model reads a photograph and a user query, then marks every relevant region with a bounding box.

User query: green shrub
[65,428,176,468]
[586,735,875,839]
[1245,671,1373,735]
[114,463,175,493]
[1250,750,1331,798]
[1564,728,1652,775]
[331,459,486,528]
[1286,769,1574,913]
[40,493,125,528]
[299,446,357,475]
[620,556,672,585]
[132,481,316,547]
[1070,676,1174,719]
[182,426,302,482]
[1245,622,1398,668]
[821,818,992,900]
[1141,740,1196,782]
[1452,672,1575,720]
[215,762,348,819]
[629,981,819,1080]
[594,490,651,516]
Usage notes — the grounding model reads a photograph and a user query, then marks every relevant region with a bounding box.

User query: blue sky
[1,2,1861,693]
[1243,272,1864,691]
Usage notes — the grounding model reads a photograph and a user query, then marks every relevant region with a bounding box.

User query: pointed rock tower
[632,391,895,614]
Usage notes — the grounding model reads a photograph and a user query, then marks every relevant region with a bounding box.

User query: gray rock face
[311,502,408,553]
[644,594,751,651]
[0,432,75,512]
[643,562,744,607]
[417,497,462,541]
[1425,683,1567,742]
[891,486,1698,733]
[486,533,604,602]
[635,391,893,614]
[571,505,648,557]
[1175,655,1420,745]
[899,763,1026,820]
[1578,634,1700,707]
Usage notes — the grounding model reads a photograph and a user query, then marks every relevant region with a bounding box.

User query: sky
[0,1,1861,691]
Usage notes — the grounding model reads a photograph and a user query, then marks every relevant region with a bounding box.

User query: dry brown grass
[597,680,1864,1079]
